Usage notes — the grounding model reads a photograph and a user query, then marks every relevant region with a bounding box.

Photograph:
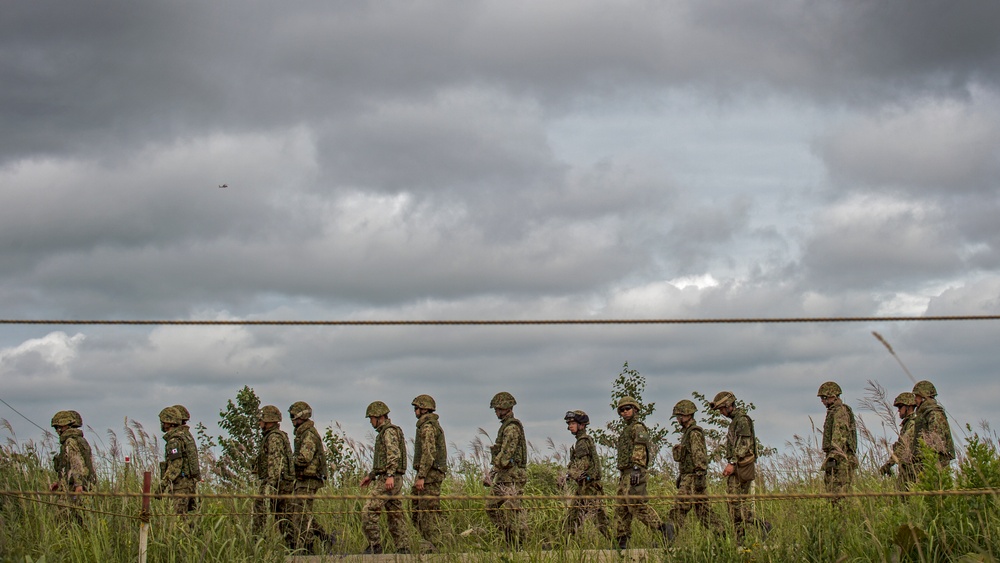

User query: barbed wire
[2,315,1000,326]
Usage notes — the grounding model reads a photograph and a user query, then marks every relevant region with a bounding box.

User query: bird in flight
[218,184,229,188]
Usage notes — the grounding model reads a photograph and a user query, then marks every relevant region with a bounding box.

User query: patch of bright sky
[548,91,841,282]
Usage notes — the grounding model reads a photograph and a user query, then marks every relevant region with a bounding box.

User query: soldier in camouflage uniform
[174,405,201,481]
[710,391,770,542]
[410,394,449,552]
[818,381,858,503]
[667,400,724,535]
[49,410,96,523]
[288,401,332,554]
[254,405,295,543]
[613,396,673,550]
[485,391,528,547]
[911,381,956,471]
[359,401,410,554]
[563,410,611,540]
[880,392,918,487]
[155,407,198,515]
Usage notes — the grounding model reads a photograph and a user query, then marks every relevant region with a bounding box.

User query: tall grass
[2,415,999,562]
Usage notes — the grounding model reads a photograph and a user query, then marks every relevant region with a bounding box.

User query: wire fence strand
[2,315,1000,326]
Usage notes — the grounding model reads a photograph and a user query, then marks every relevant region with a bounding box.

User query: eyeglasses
[618,406,634,413]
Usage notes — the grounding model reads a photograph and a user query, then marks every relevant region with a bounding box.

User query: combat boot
[616,535,629,551]
[660,522,676,543]
[361,543,383,554]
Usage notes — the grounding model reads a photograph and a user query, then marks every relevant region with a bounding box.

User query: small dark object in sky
[218,184,228,188]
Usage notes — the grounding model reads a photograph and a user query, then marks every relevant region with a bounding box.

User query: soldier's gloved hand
[630,466,641,487]
[675,475,681,489]
[824,457,837,471]
[695,473,706,490]
[879,463,893,476]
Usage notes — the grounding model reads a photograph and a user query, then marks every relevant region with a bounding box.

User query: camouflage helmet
[365,401,390,418]
[490,392,516,409]
[817,381,843,397]
[709,391,736,410]
[671,399,697,417]
[158,406,182,425]
[893,392,917,408]
[172,405,191,422]
[411,394,437,411]
[288,401,312,420]
[51,410,76,428]
[564,410,590,425]
[616,396,640,411]
[259,405,282,423]
[912,380,937,398]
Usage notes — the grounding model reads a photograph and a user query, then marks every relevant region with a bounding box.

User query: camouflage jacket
[673,421,708,476]
[724,409,757,465]
[293,420,328,480]
[891,413,916,467]
[413,413,447,481]
[371,419,407,478]
[256,425,294,489]
[177,423,201,480]
[822,398,858,461]
[161,426,195,485]
[53,428,96,489]
[490,413,527,483]
[913,398,956,462]
[616,418,651,471]
[567,429,601,483]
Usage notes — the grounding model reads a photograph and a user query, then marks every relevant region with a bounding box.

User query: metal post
[139,471,151,563]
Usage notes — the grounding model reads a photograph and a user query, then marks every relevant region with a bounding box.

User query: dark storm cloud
[5,1,1000,164]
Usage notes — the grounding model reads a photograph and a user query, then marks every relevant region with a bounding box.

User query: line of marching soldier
[48,378,954,553]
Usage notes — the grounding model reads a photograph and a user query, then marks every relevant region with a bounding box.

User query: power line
[1,315,999,326]
[0,396,54,438]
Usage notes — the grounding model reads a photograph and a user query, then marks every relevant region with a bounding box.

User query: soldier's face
[567,421,580,434]
[618,405,635,421]
[494,407,509,420]
[369,415,380,429]
[914,395,926,407]
[677,414,692,426]
[821,396,836,408]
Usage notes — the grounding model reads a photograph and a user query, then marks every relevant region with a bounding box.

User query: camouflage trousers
[614,471,662,539]
[668,473,723,533]
[363,477,409,549]
[166,477,198,516]
[725,474,754,530]
[53,486,87,525]
[410,480,447,547]
[564,481,611,538]
[252,482,292,541]
[486,481,527,543]
[897,463,917,489]
[823,456,855,504]
[288,477,328,551]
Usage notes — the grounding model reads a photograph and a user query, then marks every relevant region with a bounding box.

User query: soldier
[485,391,528,547]
[174,405,201,490]
[410,394,449,552]
[155,406,198,515]
[288,401,332,554]
[818,381,858,503]
[562,410,611,541]
[880,392,918,486]
[253,405,295,543]
[49,410,96,523]
[709,391,770,542]
[911,380,956,471]
[613,396,673,550]
[359,401,410,554]
[667,400,724,535]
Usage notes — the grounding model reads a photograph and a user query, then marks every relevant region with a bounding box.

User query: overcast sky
[2,1,999,469]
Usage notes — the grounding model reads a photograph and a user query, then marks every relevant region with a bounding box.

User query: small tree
[216,385,262,487]
[591,362,669,455]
